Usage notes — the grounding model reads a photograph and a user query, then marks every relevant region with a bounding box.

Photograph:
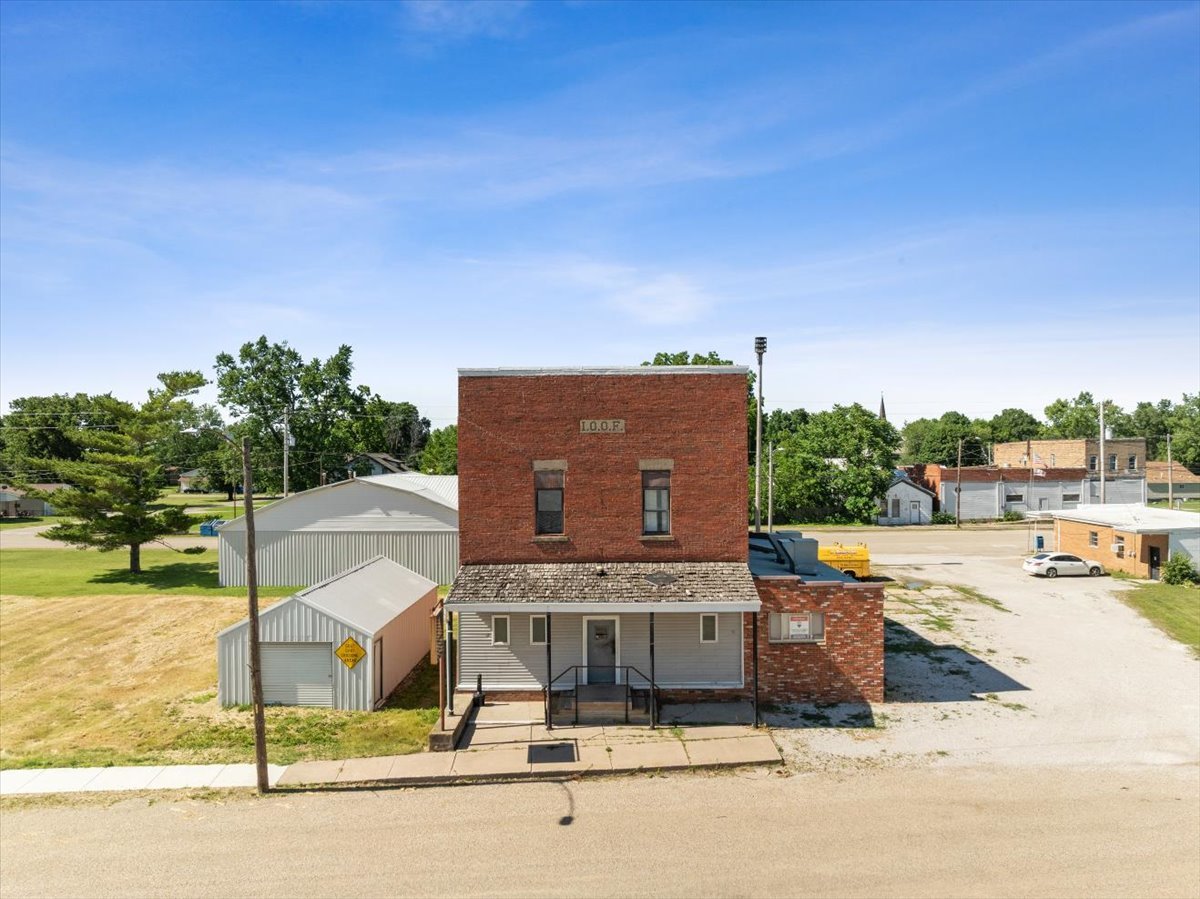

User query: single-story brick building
[1049,504,1200,580]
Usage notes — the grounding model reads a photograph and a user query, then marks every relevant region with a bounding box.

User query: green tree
[215,337,372,492]
[31,372,206,573]
[1,393,124,483]
[350,397,431,467]
[770,404,900,523]
[987,407,1044,445]
[901,412,987,466]
[1043,392,1127,439]
[419,425,458,474]
[1124,400,1174,459]
[1168,394,1200,470]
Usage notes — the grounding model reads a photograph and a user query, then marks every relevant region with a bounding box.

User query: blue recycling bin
[1035,535,1044,551]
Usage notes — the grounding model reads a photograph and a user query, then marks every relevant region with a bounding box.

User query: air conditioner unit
[1110,544,1124,554]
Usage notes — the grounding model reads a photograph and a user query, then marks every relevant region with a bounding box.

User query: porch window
[491,615,510,646]
[530,615,547,645]
[642,470,671,534]
[535,470,564,535]
[768,611,825,643]
[1088,531,1098,547]
[700,613,718,643]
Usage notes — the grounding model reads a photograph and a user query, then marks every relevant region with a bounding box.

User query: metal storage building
[217,473,458,587]
[217,556,439,709]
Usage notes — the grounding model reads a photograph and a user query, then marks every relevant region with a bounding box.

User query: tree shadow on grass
[885,618,1028,703]
[90,561,221,591]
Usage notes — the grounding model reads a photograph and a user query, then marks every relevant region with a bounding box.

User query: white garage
[217,556,439,710]
[217,473,458,587]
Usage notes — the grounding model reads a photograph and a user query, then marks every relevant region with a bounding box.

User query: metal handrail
[547,665,657,728]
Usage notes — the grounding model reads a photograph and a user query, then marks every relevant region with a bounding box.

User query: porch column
[446,609,454,716]
[752,610,760,728]
[545,612,553,730]
[649,612,656,729]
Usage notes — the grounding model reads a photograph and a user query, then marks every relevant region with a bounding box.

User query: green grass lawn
[0,548,297,597]
[1119,581,1200,658]
[0,591,439,769]
[0,517,56,531]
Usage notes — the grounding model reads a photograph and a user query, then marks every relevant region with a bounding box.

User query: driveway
[0,525,216,551]
[770,552,1200,770]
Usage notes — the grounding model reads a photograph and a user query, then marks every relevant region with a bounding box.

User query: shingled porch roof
[444,561,761,613]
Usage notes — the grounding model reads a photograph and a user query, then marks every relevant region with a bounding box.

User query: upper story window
[1088,455,1098,471]
[1108,454,1118,472]
[1127,455,1137,472]
[535,470,564,535]
[642,470,671,534]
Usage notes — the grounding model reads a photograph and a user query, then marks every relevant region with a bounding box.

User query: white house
[218,472,458,587]
[877,470,935,525]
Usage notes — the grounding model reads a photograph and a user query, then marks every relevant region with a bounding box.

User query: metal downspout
[650,612,656,729]
[545,612,553,730]
[752,611,760,728]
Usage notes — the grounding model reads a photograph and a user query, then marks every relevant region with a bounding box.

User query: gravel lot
[770,548,1200,771]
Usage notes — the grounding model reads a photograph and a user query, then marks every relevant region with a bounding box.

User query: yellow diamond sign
[335,637,366,670]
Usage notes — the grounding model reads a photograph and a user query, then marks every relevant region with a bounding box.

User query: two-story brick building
[443,366,884,725]
[993,438,1147,476]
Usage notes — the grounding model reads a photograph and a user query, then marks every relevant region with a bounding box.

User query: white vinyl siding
[455,611,743,690]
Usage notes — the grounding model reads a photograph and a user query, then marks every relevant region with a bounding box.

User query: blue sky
[2,0,1198,429]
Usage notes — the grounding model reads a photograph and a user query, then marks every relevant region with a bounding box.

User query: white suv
[1023,552,1104,578]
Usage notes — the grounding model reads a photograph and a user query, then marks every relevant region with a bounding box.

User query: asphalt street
[2,765,1197,898]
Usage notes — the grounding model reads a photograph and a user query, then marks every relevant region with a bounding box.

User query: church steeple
[879,392,887,421]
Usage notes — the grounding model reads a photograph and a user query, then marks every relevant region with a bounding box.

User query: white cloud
[402,0,529,41]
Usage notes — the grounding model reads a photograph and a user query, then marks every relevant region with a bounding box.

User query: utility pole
[282,408,290,498]
[1099,401,1106,504]
[767,442,775,532]
[1167,433,1174,507]
[241,436,269,794]
[955,438,963,528]
[754,337,767,531]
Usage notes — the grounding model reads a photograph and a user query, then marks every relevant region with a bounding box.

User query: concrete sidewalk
[1,763,288,796]
[1,718,781,796]
[278,724,781,788]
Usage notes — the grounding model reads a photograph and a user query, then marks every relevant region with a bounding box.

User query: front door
[909,500,921,524]
[1149,546,1161,581]
[586,619,618,684]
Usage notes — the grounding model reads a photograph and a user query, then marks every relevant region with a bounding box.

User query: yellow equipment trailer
[818,543,871,580]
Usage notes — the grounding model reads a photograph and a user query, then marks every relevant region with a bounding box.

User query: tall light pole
[754,336,767,531]
[185,428,269,793]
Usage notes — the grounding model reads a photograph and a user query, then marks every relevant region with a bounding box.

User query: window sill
[639,535,676,542]
[532,535,570,543]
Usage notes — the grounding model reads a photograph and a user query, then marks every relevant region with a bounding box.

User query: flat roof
[458,365,749,377]
[1050,504,1200,534]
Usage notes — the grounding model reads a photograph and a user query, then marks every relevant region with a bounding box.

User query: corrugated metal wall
[217,600,374,709]
[940,482,1000,520]
[219,530,459,587]
[455,611,743,691]
[1083,478,1145,505]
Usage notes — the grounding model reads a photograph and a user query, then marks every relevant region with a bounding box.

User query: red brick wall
[750,578,884,704]
[458,372,748,564]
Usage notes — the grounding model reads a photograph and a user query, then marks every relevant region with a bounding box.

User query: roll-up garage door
[261,643,334,707]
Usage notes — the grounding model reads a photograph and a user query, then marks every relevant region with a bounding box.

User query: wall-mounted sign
[580,419,625,434]
[335,636,367,669]
[787,615,811,639]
